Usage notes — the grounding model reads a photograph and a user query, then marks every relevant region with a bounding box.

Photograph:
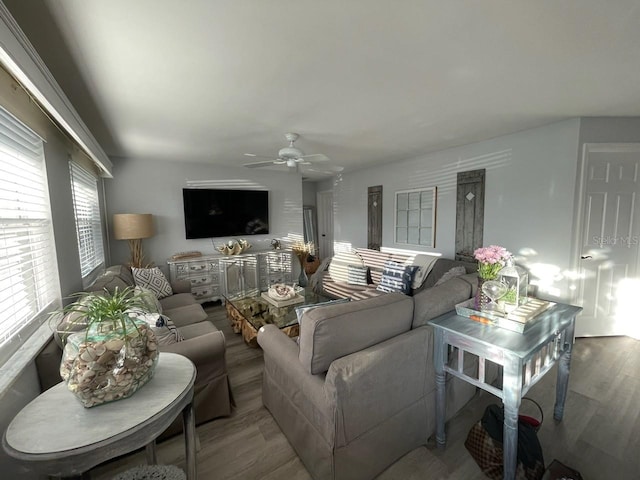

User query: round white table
[2,352,197,480]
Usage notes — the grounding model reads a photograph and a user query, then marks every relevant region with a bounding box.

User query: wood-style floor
[91,303,640,480]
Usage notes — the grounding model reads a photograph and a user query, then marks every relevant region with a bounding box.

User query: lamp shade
[113,213,154,240]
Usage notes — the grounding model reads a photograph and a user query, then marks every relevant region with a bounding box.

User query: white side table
[429,302,582,480]
[2,352,197,480]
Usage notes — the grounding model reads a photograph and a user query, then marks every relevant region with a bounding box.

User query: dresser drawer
[189,275,211,286]
[188,261,209,273]
[192,285,213,300]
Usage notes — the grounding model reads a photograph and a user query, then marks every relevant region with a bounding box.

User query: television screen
[182,188,269,239]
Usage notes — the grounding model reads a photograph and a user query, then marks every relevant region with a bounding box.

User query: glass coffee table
[224,288,335,347]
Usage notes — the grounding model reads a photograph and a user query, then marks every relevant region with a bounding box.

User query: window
[0,106,60,357]
[395,187,437,247]
[69,161,104,278]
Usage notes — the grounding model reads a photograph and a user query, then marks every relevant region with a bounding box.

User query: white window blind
[0,106,60,354]
[70,161,104,277]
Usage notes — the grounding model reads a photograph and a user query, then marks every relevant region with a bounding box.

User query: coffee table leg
[183,402,197,480]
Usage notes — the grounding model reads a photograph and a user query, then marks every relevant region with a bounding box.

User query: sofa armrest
[171,279,192,294]
[160,330,226,383]
[324,327,432,445]
[411,277,472,328]
[258,325,329,413]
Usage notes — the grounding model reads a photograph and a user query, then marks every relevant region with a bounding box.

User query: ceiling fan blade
[300,153,330,162]
[273,159,287,165]
[243,161,276,168]
[244,153,275,159]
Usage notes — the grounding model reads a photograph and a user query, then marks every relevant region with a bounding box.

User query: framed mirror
[303,206,317,247]
[395,187,437,247]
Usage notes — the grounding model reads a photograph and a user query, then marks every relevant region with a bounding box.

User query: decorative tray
[455,298,555,334]
[261,292,305,308]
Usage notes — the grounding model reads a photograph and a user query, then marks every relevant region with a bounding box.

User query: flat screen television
[182,188,269,239]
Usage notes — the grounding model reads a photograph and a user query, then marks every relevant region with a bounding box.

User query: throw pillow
[127,310,184,346]
[131,267,173,299]
[347,265,369,286]
[407,254,439,289]
[134,286,163,314]
[434,266,467,286]
[376,261,418,295]
[327,251,365,283]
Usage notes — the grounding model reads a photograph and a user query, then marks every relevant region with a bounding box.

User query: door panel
[576,146,640,338]
[455,169,485,262]
[367,185,382,250]
[316,190,334,260]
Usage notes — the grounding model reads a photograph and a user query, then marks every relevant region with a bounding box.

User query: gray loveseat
[258,270,493,480]
[36,265,233,437]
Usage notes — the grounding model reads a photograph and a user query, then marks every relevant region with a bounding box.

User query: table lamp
[113,213,155,267]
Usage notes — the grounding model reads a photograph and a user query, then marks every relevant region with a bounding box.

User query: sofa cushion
[354,248,392,285]
[159,292,198,311]
[328,251,365,283]
[298,293,414,375]
[422,258,476,289]
[127,310,184,345]
[163,303,208,328]
[86,265,134,293]
[434,265,466,286]
[376,261,418,295]
[347,265,369,286]
[132,267,174,299]
[134,286,163,314]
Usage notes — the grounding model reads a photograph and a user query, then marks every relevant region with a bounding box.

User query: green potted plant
[51,286,159,408]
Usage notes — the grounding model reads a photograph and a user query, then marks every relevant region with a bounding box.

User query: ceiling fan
[243,132,330,170]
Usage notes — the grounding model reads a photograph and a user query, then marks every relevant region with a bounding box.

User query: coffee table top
[225,288,335,331]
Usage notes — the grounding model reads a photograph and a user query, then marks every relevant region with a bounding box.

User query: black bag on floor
[465,403,545,480]
[541,459,583,480]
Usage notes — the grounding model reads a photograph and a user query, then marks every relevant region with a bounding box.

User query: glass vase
[60,317,158,407]
[298,262,308,287]
[475,275,497,311]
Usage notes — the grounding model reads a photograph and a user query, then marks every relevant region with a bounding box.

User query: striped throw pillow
[376,261,418,295]
[328,251,365,283]
[347,265,369,286]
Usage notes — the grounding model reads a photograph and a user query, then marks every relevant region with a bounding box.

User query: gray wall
[104,158,304,272]
[324,119,582,301]
[302,181,317,207]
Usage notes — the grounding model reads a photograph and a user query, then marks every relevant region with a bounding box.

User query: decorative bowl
[217,239,252,255]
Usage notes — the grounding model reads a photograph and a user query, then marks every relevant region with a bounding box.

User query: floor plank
[90,303,639,479]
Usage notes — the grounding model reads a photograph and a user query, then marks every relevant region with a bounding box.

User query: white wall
[326,119,581,301]
[104,159,304,271]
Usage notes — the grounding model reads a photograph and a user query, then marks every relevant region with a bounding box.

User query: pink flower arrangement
[474,245,512,279]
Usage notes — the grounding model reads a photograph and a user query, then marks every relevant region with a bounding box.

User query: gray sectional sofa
[36,265,233,437]
[258,255,493,480]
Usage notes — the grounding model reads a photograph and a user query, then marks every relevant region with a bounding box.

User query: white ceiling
[7,1,640,178]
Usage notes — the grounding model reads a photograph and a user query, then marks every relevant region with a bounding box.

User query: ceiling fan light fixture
[286,158,297,168]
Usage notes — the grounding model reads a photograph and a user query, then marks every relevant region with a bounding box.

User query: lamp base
[128,239,151,268]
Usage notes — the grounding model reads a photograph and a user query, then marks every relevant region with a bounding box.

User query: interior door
[455,169,485,262]
[574,144,640,338]
[368,185,382,250]
[316,190,334,260]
